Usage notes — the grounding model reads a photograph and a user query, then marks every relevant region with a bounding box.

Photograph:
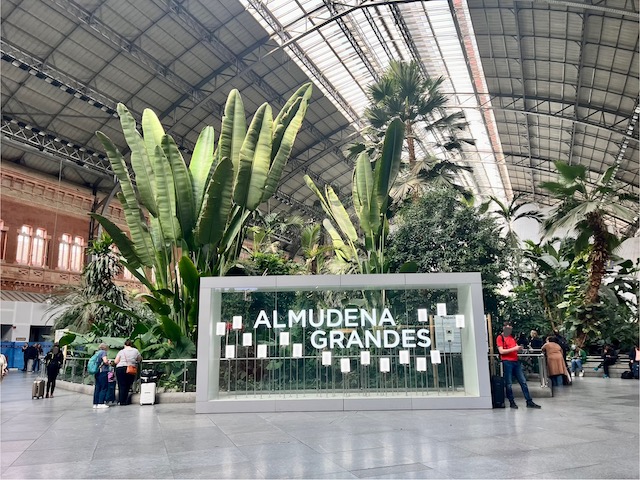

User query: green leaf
[95,131,137,210]
[117,104,157,217]
[153,146,180,241]
[141,294,171,316]
[326,185,358,243]
[303,175,332,216]
[115,192,155,267]
[262,84,312,202]
[58,333,76,347]
[554,161,586,182]
[142,108,165,161]
[162,135,196,244]
[219,89,246,175]
[178,256,199,295]
[90,213,142,269]
[234,103,273,210]
[399,261,418,273]
[188,126,215,216]
[353,152,379,235]
[374,118,405,211]
[160,316,183,343]
[195,157,234,246]
[130,322,150,339]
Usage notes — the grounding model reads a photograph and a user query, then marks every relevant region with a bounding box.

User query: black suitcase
[491,375,505,408]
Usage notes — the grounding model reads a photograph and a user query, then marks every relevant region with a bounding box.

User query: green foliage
[48,234,145,337]
[387,187,508,317]
[541,160,638,344]
[91,85,312,347]
[236,252,302,277]
[305,119,405,274]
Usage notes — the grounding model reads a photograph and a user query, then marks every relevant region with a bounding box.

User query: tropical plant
[541,161,638,345]
[361,60,473,164]
[390,157,473,205]
[247,212,304,256]
[386,187,509,319]
[91,85,312,343]
[299,224,331,274]
[480,193,543,284]
[304,118,405,275]
[48,234,143,336]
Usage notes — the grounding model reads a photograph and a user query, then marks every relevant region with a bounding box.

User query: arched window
[16,225,32,264]
[58,234,71,270]
[70,236,85,272]
[30,228,47,267]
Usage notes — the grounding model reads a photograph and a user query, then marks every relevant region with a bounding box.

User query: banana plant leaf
[188,126,216,216]
[163,135,196,244]
[195,157,234,246]
[219,89,246,175]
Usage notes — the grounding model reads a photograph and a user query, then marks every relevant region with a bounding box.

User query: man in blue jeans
[497,323,542,409]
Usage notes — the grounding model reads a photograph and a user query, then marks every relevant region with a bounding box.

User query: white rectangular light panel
[322,351,332,366]
[437,303,447,316]
[232,315,243,330]
[360,351,371,365]
[418,308,428,322]
[340,358,351,373]
[399,350,410,364]
[279,331,290,346]
[380,357,390,372]
[416,357,427,372]
[257,344,268,358]
[216,322,226,336]
[455,314,465,328]
[225,345,235,359]
[430,349,442,364]
[292,343,303,358]
[242,333,252,346]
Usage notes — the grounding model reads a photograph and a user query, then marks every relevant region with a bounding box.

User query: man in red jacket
[497,323,542,409]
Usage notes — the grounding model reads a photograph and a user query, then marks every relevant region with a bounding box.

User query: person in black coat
[44,344,64,398]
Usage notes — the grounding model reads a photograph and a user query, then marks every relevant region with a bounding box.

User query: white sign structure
[196,273,492,413]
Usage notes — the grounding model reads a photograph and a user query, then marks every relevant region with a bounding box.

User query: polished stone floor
[1,371,638,479]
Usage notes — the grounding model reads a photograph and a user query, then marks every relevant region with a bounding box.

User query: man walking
[497,323,542,409]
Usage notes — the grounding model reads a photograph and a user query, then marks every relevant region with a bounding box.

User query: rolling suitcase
[139,383,156,405]
[491,375,505,408]
[32,379,45,399]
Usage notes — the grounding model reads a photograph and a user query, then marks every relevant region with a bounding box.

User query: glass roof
[240,0,510,202]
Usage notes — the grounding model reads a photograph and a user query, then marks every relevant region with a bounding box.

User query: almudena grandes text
[252,308,432,350]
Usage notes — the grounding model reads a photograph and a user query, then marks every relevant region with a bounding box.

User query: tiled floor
[1,371,638,479]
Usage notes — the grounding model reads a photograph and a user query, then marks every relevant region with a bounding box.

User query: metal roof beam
[515,0,640,19]
[1,115,113,180]
[50,0,202,102]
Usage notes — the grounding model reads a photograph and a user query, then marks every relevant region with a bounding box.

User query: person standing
[114,339,142,406]
[33,343,43,373]
[628,344,639,379]
[92,343,111,409]
[25,344,38,372]
[21,343,29,371]
[529,330,543,350]
[497,323,542,409]
[44,344,64,398]
[541,336,568,386]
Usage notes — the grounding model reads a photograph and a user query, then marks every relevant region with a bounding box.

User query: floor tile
[351,462,431,478]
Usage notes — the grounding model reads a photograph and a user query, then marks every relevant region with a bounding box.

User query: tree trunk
[405,120,416,164]
[584,212,608,305]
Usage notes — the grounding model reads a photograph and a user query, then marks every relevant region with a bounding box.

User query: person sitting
[542,336,568,387]
[569,345,587,377]
[594,345,617,378]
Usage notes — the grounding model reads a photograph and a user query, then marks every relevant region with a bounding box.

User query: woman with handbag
[114,339,142,405]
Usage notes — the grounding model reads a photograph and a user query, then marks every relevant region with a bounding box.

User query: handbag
[124,349,138,375]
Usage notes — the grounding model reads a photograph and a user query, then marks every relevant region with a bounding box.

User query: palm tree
[480,193,543,284]
[390,157,474,204]
[364,60,471,164]
[541,161,638,344]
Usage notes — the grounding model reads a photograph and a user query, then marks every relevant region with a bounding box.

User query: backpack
[621,371,634,379]
[87,351,102,374]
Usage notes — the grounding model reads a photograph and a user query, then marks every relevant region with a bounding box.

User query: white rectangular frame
[196,273,491,413]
